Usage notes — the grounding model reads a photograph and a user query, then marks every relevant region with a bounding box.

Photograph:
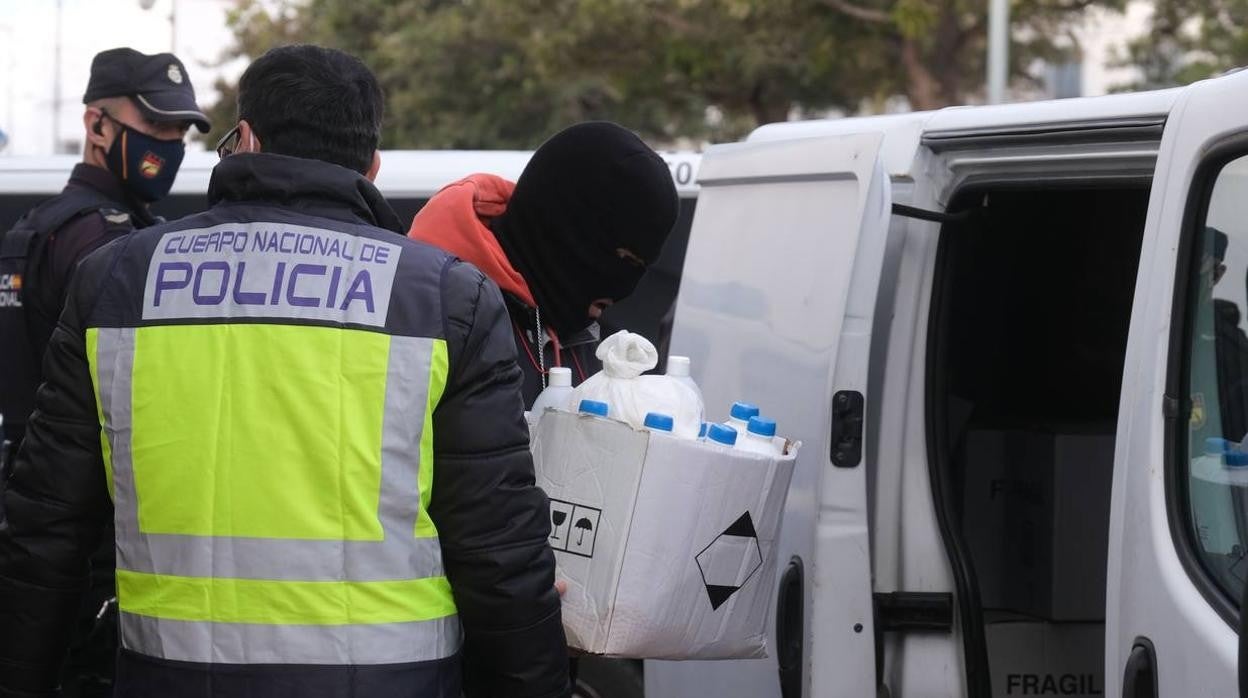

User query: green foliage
[1114,0,1248,92]
[205,0,1122,149]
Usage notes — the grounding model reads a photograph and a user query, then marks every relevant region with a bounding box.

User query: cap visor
[135,91,211,133]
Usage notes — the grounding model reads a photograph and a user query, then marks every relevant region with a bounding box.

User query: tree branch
[816,0,891,25]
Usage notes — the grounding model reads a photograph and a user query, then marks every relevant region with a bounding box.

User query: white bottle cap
[667,355,691,377]
[547,366,572,387]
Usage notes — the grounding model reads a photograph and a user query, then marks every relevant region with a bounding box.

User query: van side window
[1182,153,1248,606]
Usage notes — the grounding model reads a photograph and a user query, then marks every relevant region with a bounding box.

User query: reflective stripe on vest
[86,323,458,665]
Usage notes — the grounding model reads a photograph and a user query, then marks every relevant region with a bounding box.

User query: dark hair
[237,45,383,174]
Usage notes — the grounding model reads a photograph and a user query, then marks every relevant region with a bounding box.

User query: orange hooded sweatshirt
[406,173,537,309]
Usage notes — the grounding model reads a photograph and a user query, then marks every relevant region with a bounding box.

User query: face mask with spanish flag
[104,122,185,203]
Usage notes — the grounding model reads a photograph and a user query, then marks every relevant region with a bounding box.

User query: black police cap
[82,47,211,133]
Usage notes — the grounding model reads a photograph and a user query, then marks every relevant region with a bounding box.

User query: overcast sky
[0,0,239,156]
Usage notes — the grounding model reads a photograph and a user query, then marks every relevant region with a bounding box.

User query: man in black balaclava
[408,121,680,403]
[497,122,678,336]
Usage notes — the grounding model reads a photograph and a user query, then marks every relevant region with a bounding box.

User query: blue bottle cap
[1227,451,1248,467]
[747,416,777,438]
[578,400,609,417]
[698,422,708,438]
[644,412,674,432]
[708,423,738,446]
[730,402,760,421]
[1207,437,1233,455]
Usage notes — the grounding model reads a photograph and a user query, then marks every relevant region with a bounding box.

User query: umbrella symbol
[574,517,594,545]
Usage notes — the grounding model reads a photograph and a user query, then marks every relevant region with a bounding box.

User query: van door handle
[776,557,804,698]
[830,391,865,468]
[1122,638,1157,698]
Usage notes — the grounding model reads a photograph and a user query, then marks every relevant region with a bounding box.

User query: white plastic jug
[706,423,738,449]
[528,367,574,426]
[736,416,782,456]
[724,402,760,433]
[665,355,705,419]
[569,331,702,438]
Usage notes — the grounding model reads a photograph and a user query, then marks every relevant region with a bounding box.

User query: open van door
[1108,70,1248,697]
[646,133,891,697]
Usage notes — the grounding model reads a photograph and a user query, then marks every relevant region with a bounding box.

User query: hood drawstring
[533,305,565,390]
[535,306,546,389]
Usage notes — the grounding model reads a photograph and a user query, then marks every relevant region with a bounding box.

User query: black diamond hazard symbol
[704,584,739,610]
[695,511,763,611]
[722,511,757,538]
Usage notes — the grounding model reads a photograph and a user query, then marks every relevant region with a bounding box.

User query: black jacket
[0,164,150,441]
[0,153,568,698]
[27,165,155,364]
[0,163,149,698]
[1215,298,1248,442]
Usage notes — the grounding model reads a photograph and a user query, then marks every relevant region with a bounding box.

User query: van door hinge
[874,592,954,633]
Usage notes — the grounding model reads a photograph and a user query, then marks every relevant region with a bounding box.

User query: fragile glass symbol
[574,517,594,544]
[551,510,568,540]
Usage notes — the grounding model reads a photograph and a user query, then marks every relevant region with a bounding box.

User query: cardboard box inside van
[961,427,1115,622]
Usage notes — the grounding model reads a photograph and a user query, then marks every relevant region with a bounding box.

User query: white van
[648,70,1248,697]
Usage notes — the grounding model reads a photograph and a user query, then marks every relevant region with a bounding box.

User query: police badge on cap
[82,47,211,133]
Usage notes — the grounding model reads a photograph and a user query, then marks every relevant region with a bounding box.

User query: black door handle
[830,391,864,468]
[1122,639,1157,698]
[776,557,804,698]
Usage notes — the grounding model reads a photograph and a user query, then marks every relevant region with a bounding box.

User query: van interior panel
[931,185,1150,698]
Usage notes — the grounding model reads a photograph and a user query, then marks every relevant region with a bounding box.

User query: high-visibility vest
[86,219,460,667]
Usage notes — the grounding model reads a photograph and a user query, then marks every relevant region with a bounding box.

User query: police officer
[0,47,207,698]
[0,45,569,698]
[0,47,209,446]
